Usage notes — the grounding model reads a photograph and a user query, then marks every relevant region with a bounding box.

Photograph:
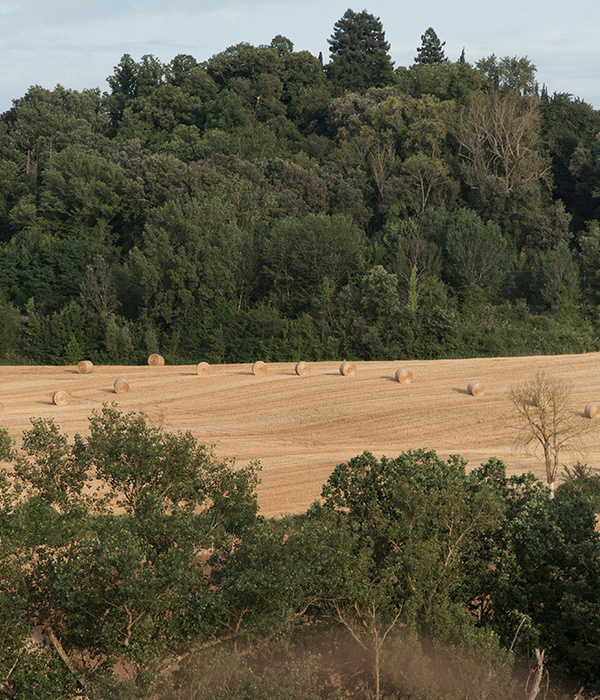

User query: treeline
[1,406,599,697]
[1,12,600,364]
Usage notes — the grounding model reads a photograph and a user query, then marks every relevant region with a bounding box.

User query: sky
[1,0,599,113]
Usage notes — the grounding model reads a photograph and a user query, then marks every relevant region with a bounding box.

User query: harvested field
[1,354,600,517]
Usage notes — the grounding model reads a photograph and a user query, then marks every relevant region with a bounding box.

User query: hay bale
[339,361,356,377]
[295,361,311,376]
[467,380,485,397]
[395,367,413,384]
[196,362,211,376]
[585,402,600,419]
[52,390,70,406]
[147,353,165,366]
[252,361,267,376]
[113,378,129,394]
[77,360,94,374]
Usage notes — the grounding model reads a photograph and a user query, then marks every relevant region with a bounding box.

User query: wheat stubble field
[1,353,600,517]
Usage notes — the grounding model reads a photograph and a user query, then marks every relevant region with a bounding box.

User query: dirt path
[1,354,600,517]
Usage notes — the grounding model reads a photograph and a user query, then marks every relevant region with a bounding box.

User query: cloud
[216,8,244,24]
[0,3,23,16]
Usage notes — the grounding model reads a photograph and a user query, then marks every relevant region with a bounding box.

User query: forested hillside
[1,12,600,364]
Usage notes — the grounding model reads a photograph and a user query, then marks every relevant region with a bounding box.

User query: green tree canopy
[414,27,448,65]
[476,54,538,96]
[129,196,243,326]
[326,9,394,94]
[262,212,364,310]
[444,208,507,296]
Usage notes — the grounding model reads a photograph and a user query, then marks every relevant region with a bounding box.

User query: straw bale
[148,353,165,366]
[339,361,356,377]
[114,378,129,394]
[52,390,70,406]
[395,368,413,384]
[467,380,485,397]
[196,362,211,376]
[585,402,600,419]
[77,360,94,374]
[295,361,311,376]
[252,361,267,376]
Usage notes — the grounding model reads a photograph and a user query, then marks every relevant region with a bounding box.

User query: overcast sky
[1,0,598,113]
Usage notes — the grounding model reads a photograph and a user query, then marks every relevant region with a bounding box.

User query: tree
[261,213,364,309]
[129,197,242,327]
[79,255,120,321]
[542,92,600,229]
[569,137,600,224]
[510,372,594,497]
[399,95,456,214]
[445,208,507,297]
[281,49,330,131]
[38,144,125,237]
[0,407,260,697]
[455,90,552,239]
[537,241,580,311]
[2,84,107,160]
[320,449,505,699]
[456,91,549,201]
[106,53,165,124]
[414,27,448,65]
[206,42,283,87]
[382,217,443,312]
[165,54,217,98]
[474,463,600,690]
[476,54,538,96]
[326,9,394,94]
[115,84,206,150]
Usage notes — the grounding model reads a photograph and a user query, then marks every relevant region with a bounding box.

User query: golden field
[1,354,600,517]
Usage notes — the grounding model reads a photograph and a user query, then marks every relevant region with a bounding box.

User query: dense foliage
[0,409,598,697]
[0,11,599,365]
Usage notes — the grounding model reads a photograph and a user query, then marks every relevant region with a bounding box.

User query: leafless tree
[510,372,593,498]
[455,91,551,205]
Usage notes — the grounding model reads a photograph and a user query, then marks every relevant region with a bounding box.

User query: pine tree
[326,9,394,93]
[414,27,448,65]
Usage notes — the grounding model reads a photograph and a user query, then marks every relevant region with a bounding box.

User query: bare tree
[510,373,593,498]
[455,91,551,206]
[330,599,403,700]
[525,648,547,700]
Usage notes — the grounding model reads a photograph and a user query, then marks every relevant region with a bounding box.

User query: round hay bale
[252,361,267,376]
[395,367,413,384]
[148,353,165,366]
[113,378,129,394]
[52,390,70,406]
[196,362,211,376]
[339,361,356,377]
[295,361,311,376]
[467,380,485,397]
[77,360,94,374]
[585,402,600,419]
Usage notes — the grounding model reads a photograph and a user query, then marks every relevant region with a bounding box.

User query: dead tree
[510,372,593,498]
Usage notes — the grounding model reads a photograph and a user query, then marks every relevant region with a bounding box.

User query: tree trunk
[526,648,545,700]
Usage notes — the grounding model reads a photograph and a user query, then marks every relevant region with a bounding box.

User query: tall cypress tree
[414,27,448,64]
[326,9,394,94]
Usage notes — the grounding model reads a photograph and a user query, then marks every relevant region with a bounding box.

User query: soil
[1,354,599,517]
